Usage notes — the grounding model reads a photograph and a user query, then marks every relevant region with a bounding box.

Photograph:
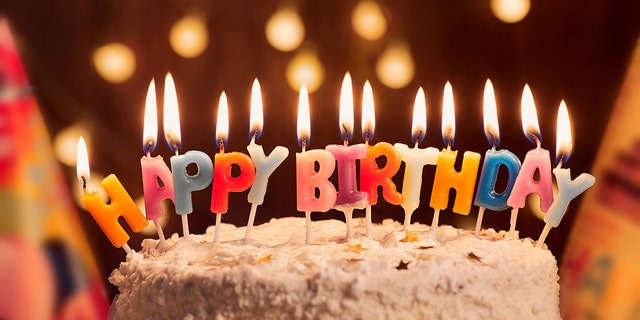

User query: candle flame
[521,84,541,145]
[339,72,354,142]
[249,78,263,140]
[163,72,182,153]
[76,136,90,187]
[483,79,500,148]
[411,87,427,145]
[297,84,311,149]
[556,100,572,165]
[216,91,230,150]
[441,81,456,148]
[142,79,158,154]
[361,80,376,142]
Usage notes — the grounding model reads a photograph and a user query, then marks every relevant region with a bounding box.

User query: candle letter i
[326,73,369,240]
[211,92,256,243]
[536,101,595,247]
[429,82,481,235]
[76,137,147,254]
[506,85,554,239]
[166,73,213,237]
[140,79,174,250]
[393,87,439,230]
[359,80,403,237]
[296,84,337,244]
[473,80,521,238]
[245,79,289,240]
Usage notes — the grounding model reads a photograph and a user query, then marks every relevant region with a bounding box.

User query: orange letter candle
[430,149,481,214]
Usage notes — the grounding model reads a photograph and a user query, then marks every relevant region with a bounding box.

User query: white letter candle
[359,80,403,237]
[140,79,173,249]
[211,92,256,243]
[536,101,595,247]
[473,79,521,237]
[429,82,481,235]
[506,85,554,239]
[393,87,438,230]
[296,84,337,244]
[245,79,289,239]
[326,73,368,240]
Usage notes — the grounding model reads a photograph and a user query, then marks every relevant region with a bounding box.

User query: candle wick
[301,137,307,152]
[343,136,349,147]
[219,138,225,154]
[414,140,419,149]
[81,176,88,194]
[146,150,151,157]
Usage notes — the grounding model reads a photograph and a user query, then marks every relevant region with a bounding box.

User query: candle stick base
[509,208,519,239]
[121,242,132,255]
[154,219,171,252]
[342,208,354,240]
[245,203,258,239]
[305,211,313,244]
[214,213,222,243]
[429,209,440,236]
[182,214,190,237]
[474,207,485,238]
[403,210,412,231]
[365,205,372,238]
[536,223,552,248]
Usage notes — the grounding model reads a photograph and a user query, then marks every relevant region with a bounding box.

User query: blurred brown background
[1,0,640,300]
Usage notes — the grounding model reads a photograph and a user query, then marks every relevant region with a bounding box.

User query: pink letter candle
[429,82,481,234]
[506,85,554,238]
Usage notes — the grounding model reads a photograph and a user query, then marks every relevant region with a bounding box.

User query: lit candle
[140,79,173,248]
[536,101,595,247]
[296,84,337,244]
[473,79,521,237]
[245,79,289,239]
[506,85,554,239]
[325,73,368,240]
[166,72,213,237]
[76,137,147,254]
[429,82,481,234]
[211,91,256,243]
[359,80,403,237]
[393,87,439,230]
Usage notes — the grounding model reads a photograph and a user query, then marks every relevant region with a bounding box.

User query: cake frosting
[109,217,560,319]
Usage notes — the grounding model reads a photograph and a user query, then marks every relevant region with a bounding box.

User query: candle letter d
[296,150,337,212]
[474,150,521,211]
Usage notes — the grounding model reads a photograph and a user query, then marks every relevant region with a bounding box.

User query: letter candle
[536,101,595,247]
[393,87,439,230]
[473,80,521,237]
[245,79,289,239]
[140,79,173,249]
[296,84,337,244]
[211,92,256,243]
[429,82,481,235]
[326,73,368,240]
[506,85,554,239]
[76,137,147,254]
[360,80,403,237]
[165,73,213,237]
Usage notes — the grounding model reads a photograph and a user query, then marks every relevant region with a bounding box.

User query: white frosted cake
[109,217,560,319]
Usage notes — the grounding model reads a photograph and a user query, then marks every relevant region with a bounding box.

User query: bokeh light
[490,0,531,23]
[136,196,170,236]
[53,124,89,167]
[265,8,305,52]
[351,0,387,40]
[286,50,324,93]
[92,43,136,83]
[375,42,415,89]
[169,13,209,58]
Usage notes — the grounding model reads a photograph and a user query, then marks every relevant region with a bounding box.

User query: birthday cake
[108,217,560,319]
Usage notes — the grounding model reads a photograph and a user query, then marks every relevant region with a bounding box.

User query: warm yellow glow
[483,79,500,147]
[521,84,541,144]
[556,100,573,162]
[250,79,263,138]
[491,0,531,23]
[76,137,90,185]
[216,92,229,148]
[265,8,305,52]
[163,73,182,152]
[92,43,136,83]
[351,0,387,40]
[297,84,311,147]
[375,43,415,89]
[442,82,456,147]
[411,87,427,144]
[361,80,375,140]
[286,51,324,93]
[136,196,170,236]
[169,13,209,58]
[143,79,158,154]
[53,124,88,167]
[339,72,354,141]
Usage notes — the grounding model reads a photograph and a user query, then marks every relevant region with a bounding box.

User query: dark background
[2,1,640,300]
